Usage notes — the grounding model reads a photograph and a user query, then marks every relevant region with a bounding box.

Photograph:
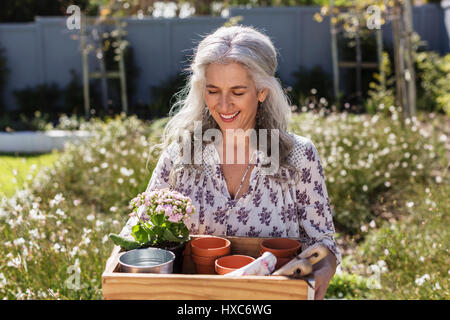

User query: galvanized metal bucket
[119,247,176,273]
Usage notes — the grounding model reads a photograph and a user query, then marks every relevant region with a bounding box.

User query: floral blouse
[120,132,341,265]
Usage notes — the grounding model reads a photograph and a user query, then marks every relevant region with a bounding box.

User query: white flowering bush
[289,109,447,234]
[354,182,449,299]
[0,114,164,299]
[29,113,164,215]
[0,189,119,299]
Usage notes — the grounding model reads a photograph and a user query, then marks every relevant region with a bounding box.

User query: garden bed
[102,235,315,300]
[0,130,91,153]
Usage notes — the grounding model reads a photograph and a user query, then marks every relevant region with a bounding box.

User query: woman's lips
[219,111,240,122]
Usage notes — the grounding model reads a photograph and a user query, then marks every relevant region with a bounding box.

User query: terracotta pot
[191,254,221,274]
[260,238,301,269]
[215,255,256,275]
[191,236,231,257]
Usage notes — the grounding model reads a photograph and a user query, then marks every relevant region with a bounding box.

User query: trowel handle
[298,243,329,265]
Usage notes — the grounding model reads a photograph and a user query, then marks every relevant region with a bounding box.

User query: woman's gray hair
[148,25,299,187]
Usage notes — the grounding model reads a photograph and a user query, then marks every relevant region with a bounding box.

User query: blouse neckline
[206,143,262,207]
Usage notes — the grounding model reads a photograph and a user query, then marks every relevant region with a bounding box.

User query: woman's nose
[218,94,233,112]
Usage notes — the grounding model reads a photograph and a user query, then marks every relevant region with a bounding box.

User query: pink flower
[155,205,164,214]
[168,213,183,223]
[164,205,173,217]
[186,205,192,214]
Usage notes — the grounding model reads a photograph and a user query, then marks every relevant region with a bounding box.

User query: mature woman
[121,25,341,299]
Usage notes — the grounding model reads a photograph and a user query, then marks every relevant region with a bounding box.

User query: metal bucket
[119,247,176,273]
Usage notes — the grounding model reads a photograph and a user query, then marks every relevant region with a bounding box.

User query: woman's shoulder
[285,132,318,167]
[159,140,182,162]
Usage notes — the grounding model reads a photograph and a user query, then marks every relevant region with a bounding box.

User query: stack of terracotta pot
[190,236,231,274]
[189,236,302,275]
[190,236,255,275]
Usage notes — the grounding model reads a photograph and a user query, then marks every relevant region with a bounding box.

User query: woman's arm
[295,139,341,299]
[312,247,337,299]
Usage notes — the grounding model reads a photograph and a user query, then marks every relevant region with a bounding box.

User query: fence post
[442,0,450,53]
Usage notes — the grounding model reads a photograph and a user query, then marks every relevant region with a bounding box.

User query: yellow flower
[314,12,323,23]
[100,8,111,17]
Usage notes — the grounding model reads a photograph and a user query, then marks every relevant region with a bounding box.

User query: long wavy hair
[149,25,299,187]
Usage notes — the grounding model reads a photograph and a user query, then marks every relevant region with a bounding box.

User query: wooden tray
[102,235,315,300]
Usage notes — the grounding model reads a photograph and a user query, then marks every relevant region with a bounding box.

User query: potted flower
[109,188,195,273]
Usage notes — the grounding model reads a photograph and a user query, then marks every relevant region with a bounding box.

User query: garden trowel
[271,243,328,277]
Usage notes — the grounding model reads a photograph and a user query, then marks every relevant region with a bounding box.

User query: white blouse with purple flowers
[119,132,342,265]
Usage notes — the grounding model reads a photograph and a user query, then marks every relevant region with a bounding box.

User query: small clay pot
[260,238,301,269]
[191,254,219,274]
[191,236,231,257]
[215,255,256,275]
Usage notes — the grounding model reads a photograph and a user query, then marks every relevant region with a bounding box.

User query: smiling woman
[121,25,341,299]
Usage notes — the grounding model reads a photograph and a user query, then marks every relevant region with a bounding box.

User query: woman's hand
[312,248,337,300]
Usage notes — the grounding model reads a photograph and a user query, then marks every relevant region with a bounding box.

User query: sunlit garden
[0,110,448,299]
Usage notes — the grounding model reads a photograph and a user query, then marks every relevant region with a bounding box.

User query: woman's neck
[218,130,256,165]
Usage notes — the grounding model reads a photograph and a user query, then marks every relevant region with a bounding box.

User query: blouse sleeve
[144,142,178,192]
[119,142,179,238]
[296,139,342,265]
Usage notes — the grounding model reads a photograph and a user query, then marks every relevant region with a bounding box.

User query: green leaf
[151,213,165,226]
[109,233,141,251]
[132,224,149,244]
[180,225,190,239]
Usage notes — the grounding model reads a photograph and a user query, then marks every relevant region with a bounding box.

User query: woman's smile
[219,111,240,122]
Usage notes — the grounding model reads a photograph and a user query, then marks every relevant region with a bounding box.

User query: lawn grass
[0,152,61,198]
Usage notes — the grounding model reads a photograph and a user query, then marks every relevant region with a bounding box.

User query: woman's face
[204,62,267,133]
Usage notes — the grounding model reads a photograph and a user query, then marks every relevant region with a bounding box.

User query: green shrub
[289,65,333,110]
[289,111,446,234]
[326,271,371,299]
[18,111,54,131]
[10,69,100,124]
[13,83,62,115]
[148,73,188,119]
[366,52,395,115]
[355,182,450,299]
[416,51,450,116]
[63,70,85,116]
[103,37,140,114]
[338,31,380,108]
[0,0,98,23]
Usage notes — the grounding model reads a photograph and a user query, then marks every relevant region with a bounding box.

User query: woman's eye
[233,92,244,96]
[207,91,218,95]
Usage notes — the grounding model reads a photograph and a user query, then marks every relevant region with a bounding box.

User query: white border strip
[307,277,315,300]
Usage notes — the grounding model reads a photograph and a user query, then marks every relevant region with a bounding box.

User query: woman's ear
[258,88,269,103]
